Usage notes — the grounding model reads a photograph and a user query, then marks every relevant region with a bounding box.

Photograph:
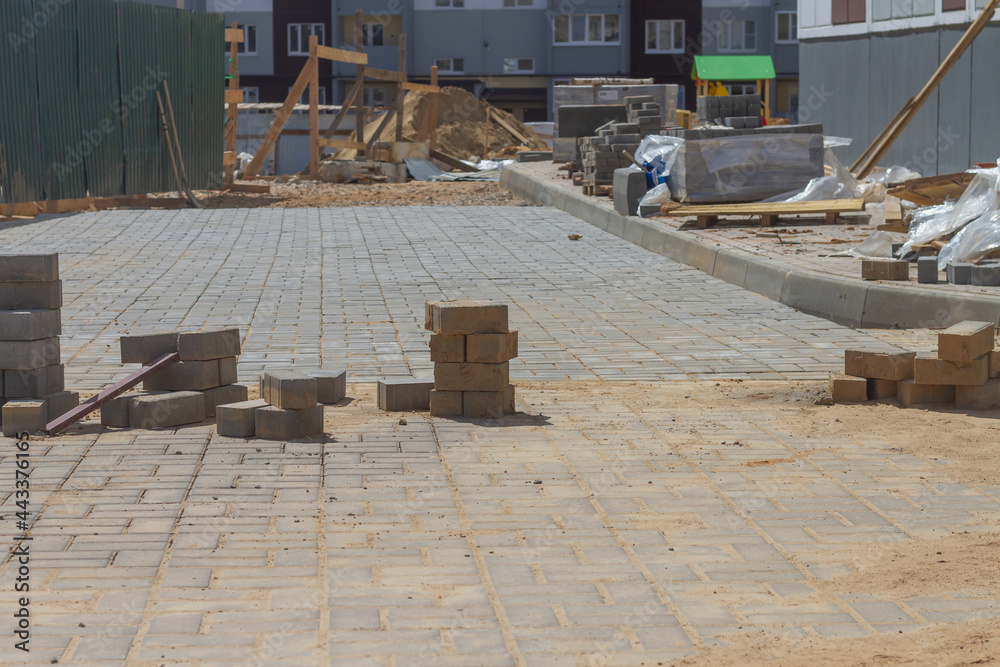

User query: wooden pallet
[887,172,975,207]
[572,173,584,186]
[661,199,866,229]
[582,181,612,197]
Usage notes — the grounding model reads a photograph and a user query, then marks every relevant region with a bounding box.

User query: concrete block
[216,398,268,438]
[913,353,988,386]
[0,280,62,309]
[128,391,206,430]
[178,328,241,361]
[201,384,249,418]
[429,390,463,417]
[916,257,938,284]
[429,334,466,362]
[5,363,64,398]
[144,360,221,392]
[861,259,909,281]
[255,404,323,440]
[782,272,868,328]
[956,380,1000,410]
[0,309,61,341]
[613,168,648,217]
[947,262,974,284]
[120,331,178,364]
[0,254,58,282]
[428,301,508,335]
[308,370,347,404]
[2,400,46,436]
[101,392,146,428]
[218,357,238,386]
[860,285,1000,329]
[712,250,750,289]
[466,331,518,364]
[261,370,317,409]
[434,362,509,392]
[972,264,1000,286]
[938,321,994,363]
[898,379,955,408]
[744,260,790,302]
[867,378,898,400]
[463,385,516,419]
[830,374,867,403]
[377,378,433,411]
[844,350,915,381]
[0,337,60,370]
[42,390,79,422]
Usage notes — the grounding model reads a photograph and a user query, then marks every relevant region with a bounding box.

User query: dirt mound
[332,86,547,161]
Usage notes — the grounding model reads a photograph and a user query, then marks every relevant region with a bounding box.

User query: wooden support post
[763,79,771,123]
[244,57,318,178]
[225,22,240,188]
[309,35,320,179]
[483,106,491,158]
[354,9,365,159]
[396,34,406,142]
[429,65,438,150]
[696,215,718,229]
[366,109,397,154]
[761,214,778,227]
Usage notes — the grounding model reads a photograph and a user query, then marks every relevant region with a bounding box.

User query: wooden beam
[662,199,866,217]
[850,97,914,172]
[225,21,240,188]
[364,66,406,83]
[318,138,368,150]
[244,57,318,178]
[855,0,1000,178]
[483,106,491,158]
[396,34,406,142]
[366,109,397,153]
[316,44,368,65]
[401,81,440,93]
[225,27,245,43]
[225,182,271,194]
[490,111,530,145]
[225,89,244,104]
[354,9,366,159]
[309,35,320,179]
[324,78,363,139]
[429,148,478,172]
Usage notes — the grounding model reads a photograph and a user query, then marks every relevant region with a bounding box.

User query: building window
[775,12,797,43]
[503,0,534,6]
[832,0,866,24]
[553,14,620,45]
[645,19,685,53]
[293,87,326,106]
[718,19,756,52]
[237,24,256,55]
[288,24,325,56]
[434,58,464,73]
[942,0,965,10]
[364,86,387,107]
[362,23,383,47]
[503,57,534,73]
[434,0,465,7]
[242,87,259,104]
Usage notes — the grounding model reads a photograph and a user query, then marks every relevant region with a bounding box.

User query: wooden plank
[318,138,368,150]
[364,66,406,83]
[884,195,903,223]
[244,57,318,178]
[396,34,406,142]
[225,22,240,188]
[696,215,718,229]
[309,36,320,179]
[354,9,365,158]
[225,89,244,104]
[225,27,245,43]
[663,199,866,216]
[428,148,478,172]
[400,81,439,93]
[489,112,529,145]
[428,65,438,150]
[366,109,397,153]
[323,78,363,139]
[44,353,180,435]
[226,182,271,194]
[224,151,237,166]
[316,44,368,65]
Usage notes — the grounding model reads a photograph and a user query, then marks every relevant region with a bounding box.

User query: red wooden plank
[44,352,180,435]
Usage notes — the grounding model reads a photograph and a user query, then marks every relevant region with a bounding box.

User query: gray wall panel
[799,37,870,166]
[971,25,1000,166]
[936,27,973,175]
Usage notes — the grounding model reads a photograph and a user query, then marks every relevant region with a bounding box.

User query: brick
[128,391,206,430]
[916,257,938,284]
[0,254,58,282]
[101,391,168,427]
[42,390,79,422]
[990,351,1000,380]
[144,360,220,391]
[867,378,897,400]
[466,331,518,364]
[913,353,988,386]
[120,331,178,364]
[956,380,1000,411]
[0,309,61,341]
[861,260,909,281]
[307,370,347,404]
[464,385,515,418]
[829,374,867,403]
[216,398,268,438]
[5,363,64,398]
[0,280,62,309]
[218,357,238,385]
[0,337,60,370]
[261,370,317,409]
[947,262,974,284]
[972,264,1000,286]
[1,400,46,436]
[255,405,323,440]
[377,378,433,411]
[937,321,994,363]
[434,362,509,392]
[201,384,249,418]
[429,390,463,417]
[428,300,508,335]
[429,334,465,362]
[844,350,915,381]
[897,380,955,408]
[424,301,441,330]
[178,328,241,361]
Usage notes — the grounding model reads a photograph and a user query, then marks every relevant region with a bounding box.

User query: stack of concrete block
[942,260,1000,286]
[830,321,1000,409]
[624,96,661,138]
[425,301,517,419]
[0,254,79,436]
[696,94,763,128]
[577,120,642,186]
[217,369,344,439]
[102,328,247,429]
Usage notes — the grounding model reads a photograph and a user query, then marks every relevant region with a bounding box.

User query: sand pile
[331,86,547,161]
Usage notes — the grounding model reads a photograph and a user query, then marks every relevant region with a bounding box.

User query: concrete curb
[502,164,1000,329]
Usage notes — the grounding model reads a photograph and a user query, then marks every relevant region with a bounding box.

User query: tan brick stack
[425,301,518,419]
[831,320,999,409]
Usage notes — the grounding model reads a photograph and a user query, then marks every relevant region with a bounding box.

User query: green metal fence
[0,0,223,205]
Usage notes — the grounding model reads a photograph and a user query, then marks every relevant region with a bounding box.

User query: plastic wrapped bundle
[666,133,825,204]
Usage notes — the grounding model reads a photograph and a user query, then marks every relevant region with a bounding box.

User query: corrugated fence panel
[119,1,164,196]
[188,12,224,190]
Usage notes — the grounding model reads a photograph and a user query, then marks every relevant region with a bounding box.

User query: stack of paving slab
[217,369,345,440]
[426,301,518,419]
[830,321,1000,409]
[624,95,662,138]
[102,328,247,430]
[0,254,79,436]
[578,121,641,186]
[696,94,763,129]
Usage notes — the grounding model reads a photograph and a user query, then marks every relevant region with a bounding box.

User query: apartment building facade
[799,0,1000,174]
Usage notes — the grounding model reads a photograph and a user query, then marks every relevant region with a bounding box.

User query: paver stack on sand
[102,328,247,429]
[217,369,345,440]
[830,321,1000,409]
[0,254,79,436]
